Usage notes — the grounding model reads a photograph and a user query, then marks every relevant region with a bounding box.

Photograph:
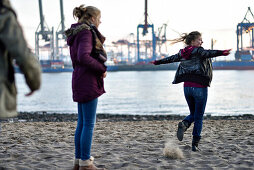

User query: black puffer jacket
[156,47,224,86]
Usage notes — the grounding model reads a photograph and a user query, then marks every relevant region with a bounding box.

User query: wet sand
[0,118,254,169]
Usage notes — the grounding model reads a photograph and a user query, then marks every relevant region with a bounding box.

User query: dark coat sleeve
[77,30,106,74]
[155,51,182,65]
[196,47,224,59]
[0,9,41,91]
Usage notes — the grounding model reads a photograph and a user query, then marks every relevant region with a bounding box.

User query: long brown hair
[73,5,100,23]
[170,31,201,45]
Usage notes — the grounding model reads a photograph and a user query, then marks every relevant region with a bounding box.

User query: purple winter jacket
[66,23,107,103]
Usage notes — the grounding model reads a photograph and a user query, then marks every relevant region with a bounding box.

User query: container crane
[236,7,254,60]
[156,23,167,56]
[137,0,156,62]
[55,0,66,59]
[35,0,54,59]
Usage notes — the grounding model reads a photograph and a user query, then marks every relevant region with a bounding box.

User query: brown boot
[79,164,99,170]
[79,156,104,170]
[72,158,79,170]
[73,164,79,170]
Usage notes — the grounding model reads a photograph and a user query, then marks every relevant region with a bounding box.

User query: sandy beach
[0,116,254,169]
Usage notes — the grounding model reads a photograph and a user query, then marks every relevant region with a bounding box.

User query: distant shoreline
[1,112,253,122]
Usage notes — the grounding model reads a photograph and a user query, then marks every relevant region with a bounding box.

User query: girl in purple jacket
[65,5,107,170]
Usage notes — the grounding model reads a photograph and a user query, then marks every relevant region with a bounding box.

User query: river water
[15,70,254,116]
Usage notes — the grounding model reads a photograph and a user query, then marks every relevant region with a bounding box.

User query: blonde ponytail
[72,5,100,23]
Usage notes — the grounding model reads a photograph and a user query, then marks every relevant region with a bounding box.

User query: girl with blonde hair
[65,5,107,170]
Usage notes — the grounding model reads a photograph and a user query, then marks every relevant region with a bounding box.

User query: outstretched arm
[197,47,231,59]
[151,51,182,65]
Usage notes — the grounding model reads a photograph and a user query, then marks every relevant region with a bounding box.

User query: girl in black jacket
[151,31,230,151]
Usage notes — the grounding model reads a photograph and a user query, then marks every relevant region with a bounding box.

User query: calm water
[15,70,254,116]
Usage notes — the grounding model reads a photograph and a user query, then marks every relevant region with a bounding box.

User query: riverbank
[1,112,254,122]
[0,115,253,169]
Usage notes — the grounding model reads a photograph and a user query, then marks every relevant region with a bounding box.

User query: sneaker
[177,121,188,141]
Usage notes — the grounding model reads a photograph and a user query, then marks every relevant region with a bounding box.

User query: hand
[223,49,231,56]
[102,71,107,78]
[149,60,157,65]
[25,91,34,96]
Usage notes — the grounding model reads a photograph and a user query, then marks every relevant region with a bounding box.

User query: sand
[0,119,254,169]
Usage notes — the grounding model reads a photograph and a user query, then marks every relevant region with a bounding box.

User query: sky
[10,0,254,56]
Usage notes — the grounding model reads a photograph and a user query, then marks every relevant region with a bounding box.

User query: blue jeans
[183,87,208,137]
[75,98,98,160]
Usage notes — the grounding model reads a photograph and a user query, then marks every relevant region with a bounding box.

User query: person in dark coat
[65,5,107,170]
[151,31,231,152]
[0,0,41,119]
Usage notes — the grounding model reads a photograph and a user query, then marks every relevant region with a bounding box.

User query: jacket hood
[65,23,81,46]
[180,46,197,60]
[65,23,90,46]
[1,0,17,18]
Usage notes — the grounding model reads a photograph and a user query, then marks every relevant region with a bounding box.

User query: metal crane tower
[55,0,66,59]
[236,7,254,60]
[35,0,54,59]
[137,0,156,62]
[156,23,167,55]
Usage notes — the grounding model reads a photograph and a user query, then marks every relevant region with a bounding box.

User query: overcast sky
[10,0,254,53]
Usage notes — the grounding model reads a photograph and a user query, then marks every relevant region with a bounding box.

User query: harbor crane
[137,0,156,62]
[236,7,254,60]
[156,23,167,56]
[35,0,66,60]
[35,0,54,59]
[55,0,66,59]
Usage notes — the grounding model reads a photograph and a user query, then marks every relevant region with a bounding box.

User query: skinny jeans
[183,87,208,137]
[75,98,98,160]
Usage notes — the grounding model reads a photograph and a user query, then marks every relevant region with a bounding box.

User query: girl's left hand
[149,60,157,65]
[223,49,231,56]
[102,71,107,78]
